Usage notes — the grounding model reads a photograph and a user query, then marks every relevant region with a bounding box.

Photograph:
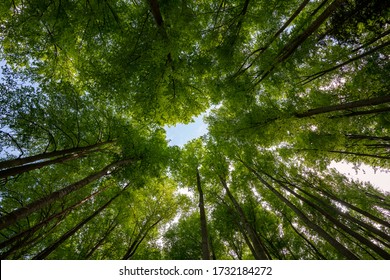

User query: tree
[1,0,389,260]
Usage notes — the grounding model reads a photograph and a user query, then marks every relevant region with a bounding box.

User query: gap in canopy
[164,113,209,147]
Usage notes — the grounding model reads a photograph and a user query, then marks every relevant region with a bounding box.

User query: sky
[165,118,390,193]
[164,113,209,147]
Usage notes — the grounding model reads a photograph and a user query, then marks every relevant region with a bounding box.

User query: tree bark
[0,185,109,251]
[121,217,162,260]
[301,40,390,84]
[240,160,358,259]
[196,168,211,260]
[0,152,87,179]
[346,135,390,142]
[235,0,310,78]
[219,175,269,259]
[255,0,345,85]
[270,175,390,259]
[277,0,344,63]
[295,95,390,118]
[275,175,390,244]
[0,158,134,230]
[318,187,390,229]
[0,141,113,170]
[32,186,128,260]
[85,222,118,259]
[330,107,390,119]
[286,217,327,259]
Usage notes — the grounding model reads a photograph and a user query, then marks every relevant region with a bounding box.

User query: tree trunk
[121,217,163,260]
[0,152,87,179]
[295,95,390,118]
[32,185,129,260]
[0,158,134,230]
[346,134,390,142]
[236,0,310,77]
[219,175,269,259]
[300,148,390,160]
[270,175,390,259]
[277,0,344,63]
[0,141,113,170]
[330,106,390,119]
[255,0,345,85]
[240,160,358,259]
[0,185,109,251]
[85,222,118,259]
[196,168,211,260]
[276,175,390,243]
[302,40,390,84]
[286,217,327,259]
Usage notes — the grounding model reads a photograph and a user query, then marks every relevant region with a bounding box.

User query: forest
[0,0,389,260]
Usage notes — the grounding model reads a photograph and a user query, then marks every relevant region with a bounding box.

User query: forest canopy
[0,0,389,260]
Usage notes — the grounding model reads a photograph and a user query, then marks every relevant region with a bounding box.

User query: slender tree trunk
[268,0,311,49]
[277,0,344,62]
[235,0,311,77]
[295,95,390,118]
[352,29,390,53]
[0,218,63,259]
[219,175,269,259]
[240,160,358,259]
[149,0,164,27]
[346,134,390,142]
[276,175,390,243]
[0,158,134,230]
[300,148,390,160]
[32,186,129,260]
[364,143,390,149]
[196,168,211,260]
[0,185,109,251]
[287,217,327,259]
[121,218,162,260]
[0,152,87,179]
[302,41,390,84]
[0,141,113,170]
[270,175,390,259]
[330,106,390,119]
[326,150,390,160]
[241,230,257,259]
[85,222,118,259]
[255,0,345,85]
[209,235,217,260]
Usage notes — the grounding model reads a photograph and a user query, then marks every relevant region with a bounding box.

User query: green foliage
[1,0,389,260]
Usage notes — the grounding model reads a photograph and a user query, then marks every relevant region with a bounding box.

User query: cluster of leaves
[0,0,389,259]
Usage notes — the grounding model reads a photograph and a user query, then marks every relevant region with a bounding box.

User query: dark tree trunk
[300,148,390,160]
[346,135,390,142]
[295,95,390,118]
[269,175,390,259]
[255,0,345,85]
[0,141,112,170]
[32,186,129,260]
[276,175,390,243]
[121,218,162,260]
[330,106,390,119]
[0,158,134,230]
[0,185,108,251]
[235,0,311,77]
[196,168,211,260]
[219,176,269,260]
[302,41,390,84]
[277,0,344,63]
[0,152,86,179]
[287,217,327,259]
[85,222,118,259]
[240,160,358,259]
